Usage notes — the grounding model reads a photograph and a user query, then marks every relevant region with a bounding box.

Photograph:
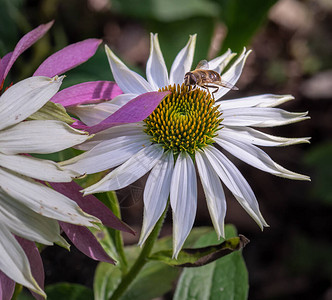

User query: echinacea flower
[0,22,130,299]
[0,75,101,297]
[61,34,310,258]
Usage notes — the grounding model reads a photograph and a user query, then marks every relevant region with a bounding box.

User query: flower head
[63,34,310,258]
[0,22,113,298]
[0,75,102,297]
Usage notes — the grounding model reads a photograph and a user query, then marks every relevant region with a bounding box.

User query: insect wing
[217,79,239,91]
[195,59,209,70]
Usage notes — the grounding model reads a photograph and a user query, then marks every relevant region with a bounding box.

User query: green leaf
[149,235,249,267]
[94,245,179,300]
[216,0,277,53]
[94,262,122,300]
[27,101,74,124]
[110,0,219,21]
[121,261,179,300]
[173,224,249,300]
[44,283,94,300]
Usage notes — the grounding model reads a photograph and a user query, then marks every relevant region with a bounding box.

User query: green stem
[109,203,168,300]
[106,191,128,275]
[11,284,23,300]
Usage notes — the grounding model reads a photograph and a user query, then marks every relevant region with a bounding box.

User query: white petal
[170,152,197,258]
[146,33,169,90]
[0,76,63,130]
[67,102,120,126]
[169,35,196,85]
[214,48,251,100]
[221,107,310,127]
[105,45,153,94]
[61,134,151,174]
[0,167,100,227]
[139,151,174,245]
[0,225,45,297]
[110,93,137,106]
[215,136,310,181]
[0,189,65,245]
[196,151,226,238]
[83,144,164,194]
[0,120,89,155]
[208,49,237,74]
[75,122,145,151]
[220,126,311,147]
[0,153,79,182]
[217,94,295,108]
[204,146,267,229]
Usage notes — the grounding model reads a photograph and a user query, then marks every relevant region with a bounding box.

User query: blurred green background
[1,0,331,299]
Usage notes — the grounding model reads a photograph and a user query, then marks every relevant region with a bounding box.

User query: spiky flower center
[144,84,223,155]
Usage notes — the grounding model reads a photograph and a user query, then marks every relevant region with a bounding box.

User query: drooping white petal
[213,48,251,100]
[109,93,137,106]
[75,122,145,151]
[215,136,310,180]
[217,94,294,108]
[219,126,311,147]
[61,134,151,174]
[0,168,100,227]
[0,224,45,297]
[196,150,226,238]
[67,102,120,126]
[169,35,196,85]
[0,189,65,245]
[208,49,237,74]
[105,45,153,94]
[170,152,197,258]
[0,76,63,131]
[83,144,164,194]
[0,120,89,155]
[146,33,169,90]
[221,107,310,127]
[204,146,267,229]
[0,153,80,182]
[139,151,174,245]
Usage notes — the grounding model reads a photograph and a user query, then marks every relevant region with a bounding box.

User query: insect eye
[190,73,197,84]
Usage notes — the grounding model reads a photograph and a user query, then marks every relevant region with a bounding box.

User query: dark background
[1,0,331,299]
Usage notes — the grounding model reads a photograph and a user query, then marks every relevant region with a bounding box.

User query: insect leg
[186,84,197,96]
[202,85,219,100]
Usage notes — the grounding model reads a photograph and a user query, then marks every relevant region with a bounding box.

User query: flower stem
[106,191,128,275]
[109,203,168,300]
[12,284,23,300]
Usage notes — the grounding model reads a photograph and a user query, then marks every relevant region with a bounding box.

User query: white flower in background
[0,75,100,296]
[62,34,310,258]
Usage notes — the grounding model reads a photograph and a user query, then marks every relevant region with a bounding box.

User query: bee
[184,60,238,100]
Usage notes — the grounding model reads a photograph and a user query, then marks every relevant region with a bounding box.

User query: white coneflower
[0,75,99,296]
[62,34,310,258]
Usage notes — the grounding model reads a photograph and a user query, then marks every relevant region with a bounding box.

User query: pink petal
[16,237,44,300]
[33,39,102,77]
[0,21,53,83]
[0,53,13,84]
[0,271,15,300]
[60,222,115,264]
[50,81,122,107]
[49,182,134,234]
[74,91,170,133]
